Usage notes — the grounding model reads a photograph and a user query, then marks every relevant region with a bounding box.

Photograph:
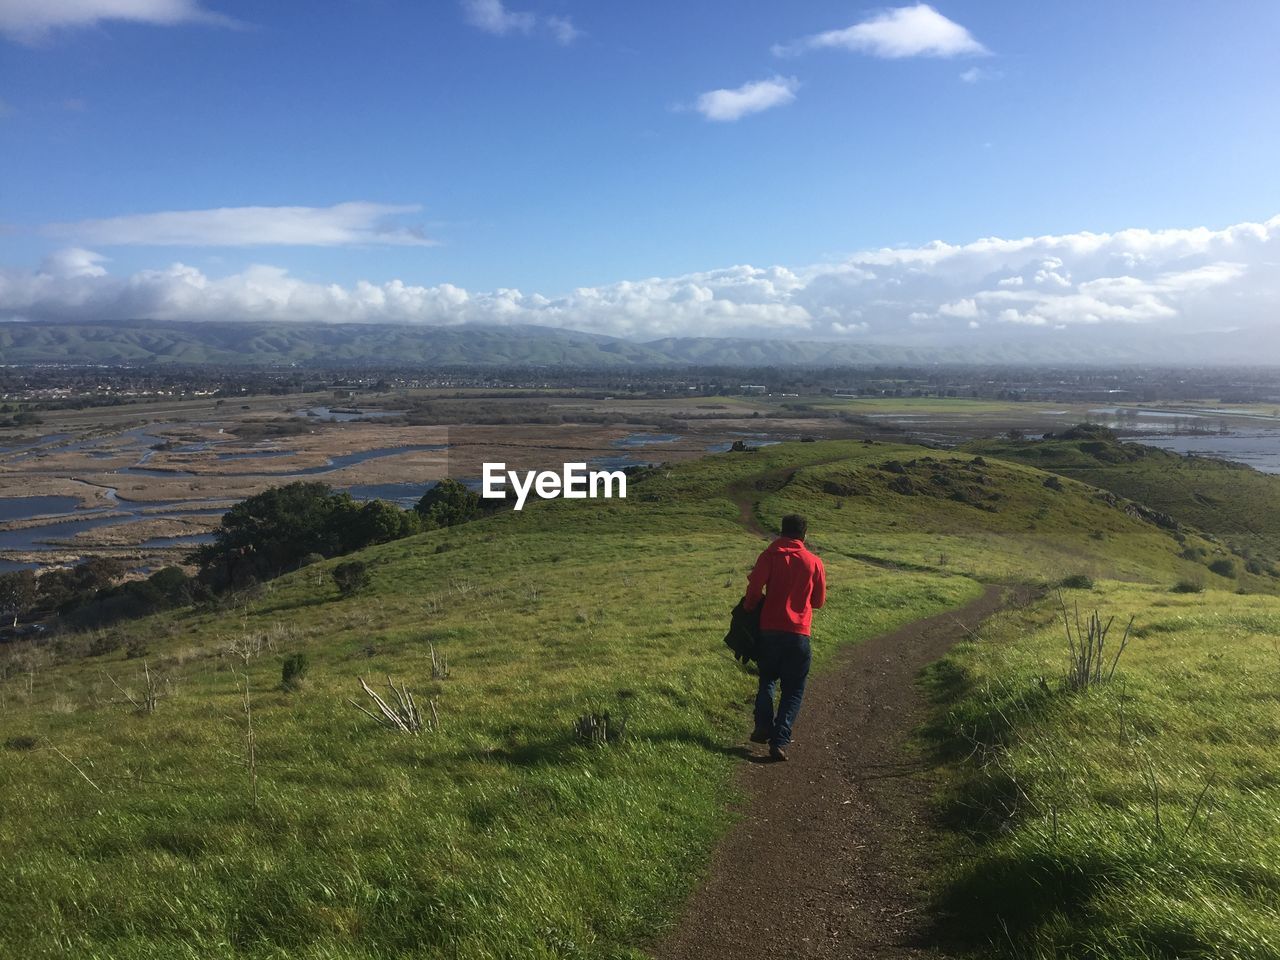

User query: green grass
[927,582,1280,959]
[1,439,1274,958]
[0,442,980,959]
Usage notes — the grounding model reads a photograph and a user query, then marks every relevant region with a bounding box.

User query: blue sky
[1,1,1278,343]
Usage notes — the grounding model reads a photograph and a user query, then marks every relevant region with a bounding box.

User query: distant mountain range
[0,319,1256,367]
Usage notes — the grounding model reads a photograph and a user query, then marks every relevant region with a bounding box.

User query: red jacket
[745,537,826,635]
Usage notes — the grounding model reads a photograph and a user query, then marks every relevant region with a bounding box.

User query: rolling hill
[964,429,1280,562]
[1,440,1277,958]
[0,318,1185,367]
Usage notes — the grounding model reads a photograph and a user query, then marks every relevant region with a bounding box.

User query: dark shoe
[769,744,788,762]
[749,726,771,744]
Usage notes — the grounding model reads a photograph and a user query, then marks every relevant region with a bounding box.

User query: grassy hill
[1,440,1277,958]
[964,432,1280,564]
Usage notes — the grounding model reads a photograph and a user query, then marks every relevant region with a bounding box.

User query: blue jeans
[753,630,811,748]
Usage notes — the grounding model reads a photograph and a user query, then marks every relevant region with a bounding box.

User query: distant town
[5,361,1280,411]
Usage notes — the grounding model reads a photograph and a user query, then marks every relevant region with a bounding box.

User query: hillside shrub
[87,632,123,657]
[1209,558,1237,578]
[333,561,371,598]
[1059,574,1094,590]
[1061,604,1133,691]
[281,652,309,691]
[1172,578,1205,594]
[888,475,916,496]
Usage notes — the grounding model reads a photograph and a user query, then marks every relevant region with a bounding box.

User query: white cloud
[546,15,580,45]
[462,0,534,35]
[461,0,579,44]
[40,247,108,278]
[938,297,978,318]
[3,216,1277,351]
[774,4,987,59]
[695,75,799,122]
[43,202,433,247]
[0,0,235,43]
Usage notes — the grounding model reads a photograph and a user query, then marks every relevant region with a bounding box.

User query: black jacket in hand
[723,596,762,665]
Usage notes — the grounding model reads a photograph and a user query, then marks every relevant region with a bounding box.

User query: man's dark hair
[780,514,808,540]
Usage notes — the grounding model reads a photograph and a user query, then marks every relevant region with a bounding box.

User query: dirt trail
[654,586,1011,960]
[653,469,1021,959]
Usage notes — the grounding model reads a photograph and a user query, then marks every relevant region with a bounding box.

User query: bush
[1172,579,1204,594]
[125,637,149,660]
[87,632,123,657]
[887,475,916,496]
[1059,574,1094,590]
[1042,475,1064,491]
[1208,558,1237,578]
[281,652,309,691]
[333,561,371,598]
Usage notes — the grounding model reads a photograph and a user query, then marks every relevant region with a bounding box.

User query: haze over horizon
[2,1,1278,350]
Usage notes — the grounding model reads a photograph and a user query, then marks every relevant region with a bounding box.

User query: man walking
[745,514,826,761]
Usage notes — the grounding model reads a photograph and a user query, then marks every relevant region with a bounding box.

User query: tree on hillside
[415,479,480,529]
[0,570,37,627]
[60,565,207,630]
[192,482,363,589]
[343,499,420,549]
[192,483,425,590]
[36,557,127,614]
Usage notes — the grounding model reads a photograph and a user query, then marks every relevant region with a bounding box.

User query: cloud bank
[695,76,800,122]
[2,216,1276,349]
[0,0,234,43]
[42,202,433,247]
[774,4,987,59]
